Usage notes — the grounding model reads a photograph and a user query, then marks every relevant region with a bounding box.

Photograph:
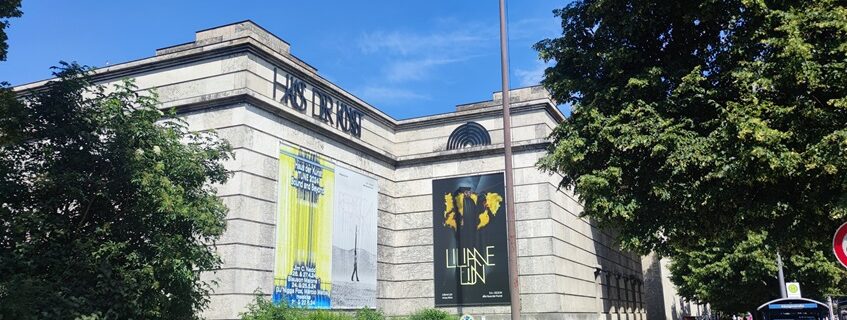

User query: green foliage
[0,0,22,61]
[239,296,452,320]
[304,311,355,320]
[536,0,847,313]
[354,308,386,320]
[0,63,232,319]
[669,231,846,312]
[406,309,455,320]
[239,296,385,320]
[240,296,306,320]
[668,232,780,312]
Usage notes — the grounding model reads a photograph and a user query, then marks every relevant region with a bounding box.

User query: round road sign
[787,283,799,293]
[786,282,801,298]
[833,222,847,269]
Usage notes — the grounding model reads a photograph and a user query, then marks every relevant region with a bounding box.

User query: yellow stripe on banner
[274,144,335,300]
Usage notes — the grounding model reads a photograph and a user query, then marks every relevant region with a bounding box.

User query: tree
[535,0,847,312]
[667,230,844,312]
[0,0,22,61]
[0,63,232,319]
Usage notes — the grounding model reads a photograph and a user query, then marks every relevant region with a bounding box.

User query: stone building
[642,254,710,320]
[15,21,651,320]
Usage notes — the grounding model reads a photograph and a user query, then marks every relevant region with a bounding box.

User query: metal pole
[828,296,836,320]
[498,0,521,319]
[777,252,787,298]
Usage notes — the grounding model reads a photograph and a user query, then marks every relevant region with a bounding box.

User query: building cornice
[169,88,397,167]
[13,37,402,129]
[168,89,553,168]
[395,139,550,167]
[395,100,563,131]
[11,21,561,167]
[13,34,563,132]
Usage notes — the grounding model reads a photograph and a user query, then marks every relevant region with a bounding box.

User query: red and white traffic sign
[833,222,847,269]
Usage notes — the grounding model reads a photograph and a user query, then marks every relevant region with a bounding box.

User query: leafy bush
[354,308,385,320]
[239,295,455,320]
[406,309,455,320]
[240,296,386,320]
[304,310,353,320]
[240,296,305,320]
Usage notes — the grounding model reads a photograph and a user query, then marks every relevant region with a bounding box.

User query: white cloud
[384,57,466,82]
[351,17,559,110]
[514,61,548,87]
[358,27,493,56]
[357,23,495,85]
[357,86,429,104]
[509,17,561,41]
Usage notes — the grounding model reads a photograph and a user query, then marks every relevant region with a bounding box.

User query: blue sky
[0,1,567,119]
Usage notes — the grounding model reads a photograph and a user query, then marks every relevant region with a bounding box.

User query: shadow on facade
[644,254,668,320]
[589,216,646,320]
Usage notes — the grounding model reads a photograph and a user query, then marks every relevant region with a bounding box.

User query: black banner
[432,173,510,307]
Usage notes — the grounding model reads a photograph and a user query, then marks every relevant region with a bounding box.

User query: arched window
[446,122,491,150]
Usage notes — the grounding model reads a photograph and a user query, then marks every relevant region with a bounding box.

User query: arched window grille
[446,122,491,150]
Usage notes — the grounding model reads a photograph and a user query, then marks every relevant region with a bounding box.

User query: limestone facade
[642,254,709,320]
[15,21,648,320]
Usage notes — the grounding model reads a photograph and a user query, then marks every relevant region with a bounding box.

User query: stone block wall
[388,117,645,319]
[180,103,396,320]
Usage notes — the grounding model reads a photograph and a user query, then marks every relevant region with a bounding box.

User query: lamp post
[498,0,521,319]
[777,252,787,298]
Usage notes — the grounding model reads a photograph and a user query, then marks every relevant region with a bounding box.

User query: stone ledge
[395,139,549,167]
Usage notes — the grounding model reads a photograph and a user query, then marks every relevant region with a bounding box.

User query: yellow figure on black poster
[273,143,334,308]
